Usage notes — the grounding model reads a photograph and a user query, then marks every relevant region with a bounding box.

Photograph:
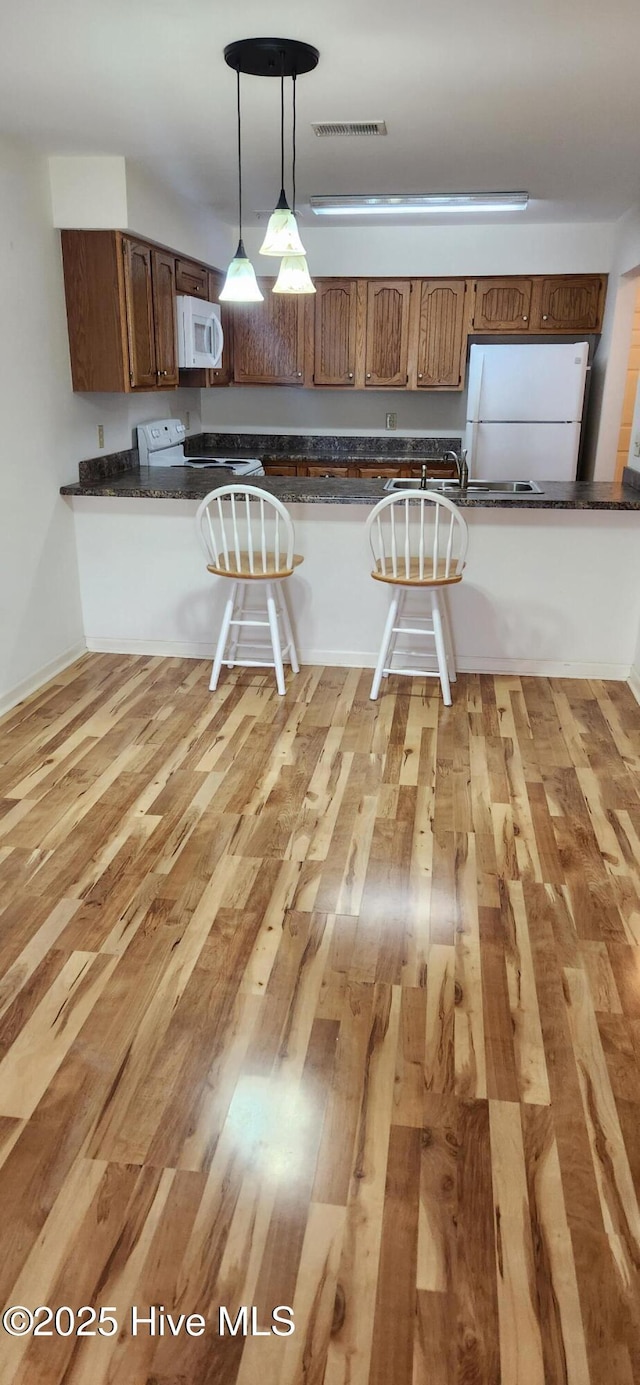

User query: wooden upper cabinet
[313,279,359,386]
[472,277,533,332]
[122,239,157,389]
[206,271,233,387]
[175,259,209,298]
[365,281,412,386]
[531,275,606,332]
[151,250,179,388]
[232,282,306,384]
[414,280,468,388]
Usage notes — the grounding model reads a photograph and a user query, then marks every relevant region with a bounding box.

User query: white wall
[243,219,615,278]
[200,386,465,437]
[0,136,203,714]
[588,206,640,479]
[49,155,234,269]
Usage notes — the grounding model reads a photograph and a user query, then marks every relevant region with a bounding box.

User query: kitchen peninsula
[62,439,640,682]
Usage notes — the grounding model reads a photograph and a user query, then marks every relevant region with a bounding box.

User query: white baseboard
[85,637,630,682]
[0,641,87,718]
[628,667,640,704]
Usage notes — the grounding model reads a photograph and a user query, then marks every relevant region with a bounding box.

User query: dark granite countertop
[60,466,640,510]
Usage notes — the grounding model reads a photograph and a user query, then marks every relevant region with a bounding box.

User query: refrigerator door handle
[468,348,485,423]
[465,420,477,476]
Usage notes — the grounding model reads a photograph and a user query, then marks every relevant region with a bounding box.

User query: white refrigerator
[465,342,590,480]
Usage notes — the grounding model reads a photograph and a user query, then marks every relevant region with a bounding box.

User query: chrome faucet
[420,462,429,490]
[444,448,468,493]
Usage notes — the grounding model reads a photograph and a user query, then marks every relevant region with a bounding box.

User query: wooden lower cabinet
[412,280,468,388]
[262,462,298,476]
[303,465,350,478]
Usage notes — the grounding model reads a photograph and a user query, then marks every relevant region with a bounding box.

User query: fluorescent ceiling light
[310,192,529,216]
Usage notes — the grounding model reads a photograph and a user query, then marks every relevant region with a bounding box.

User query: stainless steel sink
[383,477,543,496]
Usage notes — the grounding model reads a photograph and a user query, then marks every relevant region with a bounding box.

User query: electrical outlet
[97,424,104,448]
[185,412,191,431]
[634,437,640,457]
[385,411,397,430]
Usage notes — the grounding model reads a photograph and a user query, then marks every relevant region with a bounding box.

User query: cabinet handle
[366,372,371,379]
[348,372,353,379]
[522,315,528,321]
[418,372,423,379]
[542,314,548,320]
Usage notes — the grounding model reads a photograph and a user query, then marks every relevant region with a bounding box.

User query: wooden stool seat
[366,489,469,705]
[371,561,463,587]
[196,485,302,696]
[207,553,304,580]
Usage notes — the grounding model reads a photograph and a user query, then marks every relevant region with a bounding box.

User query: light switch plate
[385,412,397,430]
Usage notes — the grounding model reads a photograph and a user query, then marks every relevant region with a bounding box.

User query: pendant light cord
[280,61,285,195]
[235,65,243,242]
[292,72,297,215]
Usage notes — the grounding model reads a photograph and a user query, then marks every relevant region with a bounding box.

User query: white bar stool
[366,490,468,705]
[195,484,303,696]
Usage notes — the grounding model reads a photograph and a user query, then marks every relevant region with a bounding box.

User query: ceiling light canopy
[310,192,529,216]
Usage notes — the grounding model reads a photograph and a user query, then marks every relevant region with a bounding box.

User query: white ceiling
[3,0,640,226]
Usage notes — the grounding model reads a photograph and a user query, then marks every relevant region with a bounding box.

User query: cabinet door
[175,259,209,298]
[233,284,306,384]
[304,465,350,477]
[531,275,606,332]
[415,280,468,387]
[151,250,178,388]
[314,279,358,385]
[207,271,233,387]
[122,239,157,389]
[472,278,532,332]
[262,462,298,475]
[365,281,411,385]
[356,465,403,478]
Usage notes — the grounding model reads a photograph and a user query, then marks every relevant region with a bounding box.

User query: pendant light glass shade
[272,254,316,295]
[219,239,264,302]
[260,190,306,256]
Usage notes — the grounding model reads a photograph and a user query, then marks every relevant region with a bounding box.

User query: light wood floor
[1,655,640,1384]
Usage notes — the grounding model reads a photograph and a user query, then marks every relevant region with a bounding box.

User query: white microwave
[176,295,224,370]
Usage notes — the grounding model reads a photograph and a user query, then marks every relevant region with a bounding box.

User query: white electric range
[137,419,264,476]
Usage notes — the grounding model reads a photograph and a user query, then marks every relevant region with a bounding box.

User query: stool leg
[370,588,399,700]
[210,581,237,691]
[441,591,457,682]
[383,588,404,677]
[266,582,286,695]
[432,589,452,706]
[278,584,299,673]
[226,583,244,668]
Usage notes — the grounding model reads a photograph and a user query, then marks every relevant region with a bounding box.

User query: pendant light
[260,64,306,258]
[273,75,316,295]
[220,65,263,303]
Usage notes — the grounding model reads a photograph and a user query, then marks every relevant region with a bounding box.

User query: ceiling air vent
[311,120,387,137]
